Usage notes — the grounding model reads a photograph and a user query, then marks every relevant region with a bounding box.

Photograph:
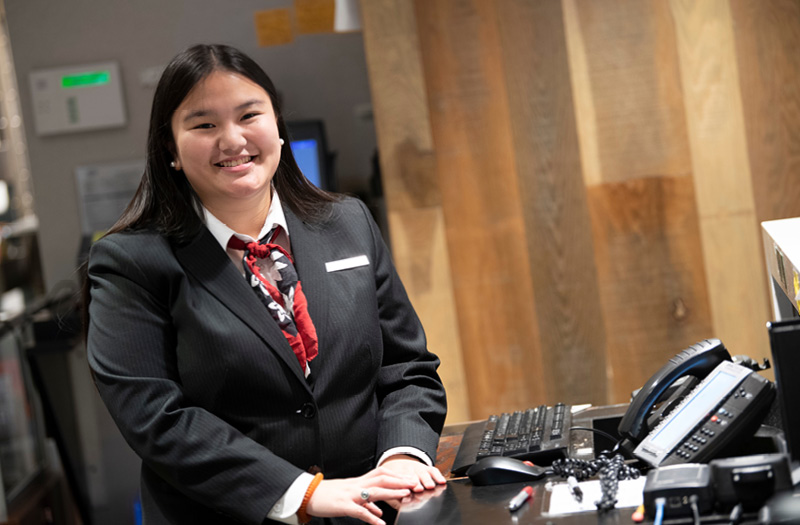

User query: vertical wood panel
[587,176,713,401]
[671,0,772,363]
[362,0,797,423]
[360,0,470,423]
[562,0,602,187]
[564,0,712,398]
[730,0,800,223]
[576,0,692,184]
[494,0,608,405]
[414,0,547,416]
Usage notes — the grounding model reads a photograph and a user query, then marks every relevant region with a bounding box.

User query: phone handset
[618,339,731,443]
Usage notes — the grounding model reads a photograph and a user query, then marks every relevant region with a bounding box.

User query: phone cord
[551,454,641,511]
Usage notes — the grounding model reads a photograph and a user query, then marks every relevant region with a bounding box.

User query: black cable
[566,425,638,459]
[550,454,641,511]
[568,426,619,450]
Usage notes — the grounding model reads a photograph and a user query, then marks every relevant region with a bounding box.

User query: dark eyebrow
[237,99,266,111]
[182,99,267,123]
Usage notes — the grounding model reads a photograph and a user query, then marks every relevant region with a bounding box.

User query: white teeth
[218,156,253,167]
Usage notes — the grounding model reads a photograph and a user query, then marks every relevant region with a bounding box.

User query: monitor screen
[285,120,334,191]
[290,138,323,189]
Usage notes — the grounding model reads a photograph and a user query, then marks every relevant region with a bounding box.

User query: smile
[216,156,254,168]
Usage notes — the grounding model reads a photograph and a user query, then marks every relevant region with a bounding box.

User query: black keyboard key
[450,403,572,476]
[494,413,510,444]
[519,410,533,439]
[506,411,522,440]
[503,438,524,456]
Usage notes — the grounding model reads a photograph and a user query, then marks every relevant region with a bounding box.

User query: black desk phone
[618,339,775,467]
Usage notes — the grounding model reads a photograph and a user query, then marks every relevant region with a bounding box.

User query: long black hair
[82,44,338,335]
[108,43,337,242]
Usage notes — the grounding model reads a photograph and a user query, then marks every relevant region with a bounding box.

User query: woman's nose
[219,124,247,152]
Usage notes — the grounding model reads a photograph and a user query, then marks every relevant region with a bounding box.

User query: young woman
[84,44,447,525]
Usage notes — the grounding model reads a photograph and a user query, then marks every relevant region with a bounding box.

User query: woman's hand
[379,454,447,492]
[305,467,417,525]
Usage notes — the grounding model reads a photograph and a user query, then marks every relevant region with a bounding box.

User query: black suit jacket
[87,197,447,524]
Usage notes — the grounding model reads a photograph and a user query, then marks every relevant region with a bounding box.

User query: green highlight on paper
[61,71,110,88]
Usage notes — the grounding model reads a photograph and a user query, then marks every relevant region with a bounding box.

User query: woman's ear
[167,144,181,171]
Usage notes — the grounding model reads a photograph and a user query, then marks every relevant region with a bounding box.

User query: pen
[567,476,583,503]
[631,504,645,523]
[508,485,533,511]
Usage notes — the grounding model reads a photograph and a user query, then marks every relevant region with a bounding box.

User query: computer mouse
[466,456,549,486]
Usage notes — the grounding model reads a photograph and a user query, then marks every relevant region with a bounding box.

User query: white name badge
[325,255,370,272]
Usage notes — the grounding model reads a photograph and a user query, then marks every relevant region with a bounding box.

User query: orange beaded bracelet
[297,472,324,524]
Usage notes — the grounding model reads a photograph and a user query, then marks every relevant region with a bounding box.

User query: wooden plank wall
[359,0,471,423]
[361,0,800,421]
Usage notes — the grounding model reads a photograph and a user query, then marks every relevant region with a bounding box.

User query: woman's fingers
[416,465,446,490]
[306,466,446,524]
[357,486,411,504]
[378,458,448,492]
[414,469,436,491]
[430,466,447,484]
[364,466,418,484]
[363,474,417,490]
[350,504,385,525]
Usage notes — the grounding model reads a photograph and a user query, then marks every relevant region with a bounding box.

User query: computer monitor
[767,319,800,466]
[285,120,335,191]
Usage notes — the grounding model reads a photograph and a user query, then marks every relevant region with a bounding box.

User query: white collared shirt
[204,190,291,273]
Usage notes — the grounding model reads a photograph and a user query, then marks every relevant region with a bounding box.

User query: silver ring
[360,489,370,502]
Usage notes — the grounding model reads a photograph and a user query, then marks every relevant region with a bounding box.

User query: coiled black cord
[551,454,641,511]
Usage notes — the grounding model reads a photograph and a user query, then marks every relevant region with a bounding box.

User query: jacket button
[301,402,316,419]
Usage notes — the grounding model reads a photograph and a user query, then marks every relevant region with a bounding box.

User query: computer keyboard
[450,403,572,476]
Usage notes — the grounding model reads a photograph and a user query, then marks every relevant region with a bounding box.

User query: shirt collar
[203,190,289,250]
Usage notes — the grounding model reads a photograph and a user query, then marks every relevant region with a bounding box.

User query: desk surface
[399,405,633,524]
[399,404,772,524]
[396,478,644,525]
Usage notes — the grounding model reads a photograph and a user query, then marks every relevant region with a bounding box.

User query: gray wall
[4,2,376,523]
[5,0,377,292]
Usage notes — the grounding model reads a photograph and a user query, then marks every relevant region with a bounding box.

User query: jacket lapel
[173,228,310,388]
[283,207,330,345]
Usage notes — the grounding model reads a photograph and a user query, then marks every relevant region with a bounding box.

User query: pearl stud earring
[279,138,285,146]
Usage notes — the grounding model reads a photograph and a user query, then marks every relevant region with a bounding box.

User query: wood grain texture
[494,0,608,405]
[671,0,772,363]
[360,0,470,423]
[414,0,547,417]
[587,176,713,402]
[361,0,797,424]
[730,0,800,223]
[575,0,692,184]
[562,0,602,187]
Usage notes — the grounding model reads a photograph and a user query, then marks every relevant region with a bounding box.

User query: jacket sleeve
[86,234,304,525]
[355,200,448,462]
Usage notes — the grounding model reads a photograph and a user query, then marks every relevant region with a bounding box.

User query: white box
[29,61,126,136]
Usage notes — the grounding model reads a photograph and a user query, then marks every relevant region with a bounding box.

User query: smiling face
[170,70,282,216]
